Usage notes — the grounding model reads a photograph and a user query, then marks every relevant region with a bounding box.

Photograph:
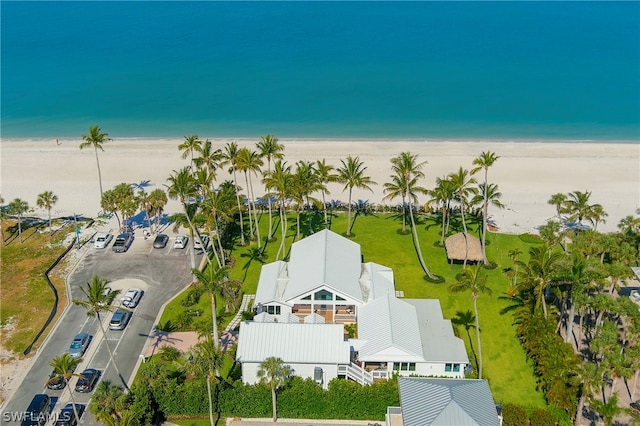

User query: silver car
[94,233,113,249]
[68,332,90,358]
[173,235,189,249]
[122,288,143,308]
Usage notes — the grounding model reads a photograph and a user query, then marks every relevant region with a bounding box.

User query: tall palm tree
[292,160,319,238]
[200,189,234,268]
[448,167,477,268]
[472,183,505,264]
[36,191,58,234]
[263,160,292,260]
[147,188,168,233]
[236,147,264,246]
[564,190,603,227]
[178,134,202,170]
[8,198,29,242]
[191,265,232,347]
[472,151,499,265]
[80,125,111,198]
[508,248,523,286]
[222,142,246,245]
[73,276,128,390]
[512,244,562,318]
[574,362,604,426]
[548,193,568,222]
[257,135,285,239]
[257,356,292,422]
[314,159,337,228]
[429,176,456,246]
[336,156,376,237]
[89,381,126,424]
[166,167,211,270]
[194,139,223,185]
[449,264,492,379]
[49,353,83,423]
[185,334,224,426]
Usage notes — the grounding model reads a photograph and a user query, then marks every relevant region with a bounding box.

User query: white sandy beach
[0,138,638,235]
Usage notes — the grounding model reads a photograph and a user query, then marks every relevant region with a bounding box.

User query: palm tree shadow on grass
[451,310,479,375]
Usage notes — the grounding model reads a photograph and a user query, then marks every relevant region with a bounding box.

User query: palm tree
[589,392,623,426]
[472,151,499,264]
[222,141,246,245]
[192,265,232,347]
[49,353,83,423]
[564,190,603,227]
[36,191,58,234]
[429,176,456,246]
[257,356,292,422]
[292,161,319,239]
[448,167,477,268]
[548,192,568,223]
[167,167,211,270]
[574,362,604,426]
[236,147,264,246]
[314,159,337,228]
[178,134,202,170]
[336,156,376,237]
[449,264,492,379]
[80,125,111,198]
[73,276,128,390]
[513,244,562,318]
[263,160,292,260]
[8,198,29,242]
[200,189,234,268]
[89,381,126,423]
[472,183,505,264]
[507,248,523,286]
[257,135,285,239]
[147,188,168,233]
[451,310,478,370]
[185,334,224,426]
[194,139,223,184]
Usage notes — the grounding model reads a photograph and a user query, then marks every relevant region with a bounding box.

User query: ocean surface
[1,1,639,141]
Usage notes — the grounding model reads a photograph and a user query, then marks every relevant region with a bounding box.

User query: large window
[393,362,416,371]
[444,363,460,372]
[314,290,333,301]
[266,305,281,315]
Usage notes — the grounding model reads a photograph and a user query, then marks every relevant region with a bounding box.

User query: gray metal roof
[357,293,424,361]
[403,299,469,364]
[362,262,396,302]
[398,378,500,426]
[284,230,363,302]
[236,322,350,364]
[255,261,287,304]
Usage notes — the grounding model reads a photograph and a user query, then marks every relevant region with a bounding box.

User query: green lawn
[160,210,547,407]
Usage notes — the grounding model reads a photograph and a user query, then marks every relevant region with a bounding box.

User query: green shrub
[529,408,556,426]
[519,233,543,244]
[181,288,203,307]
[502,403,529,426]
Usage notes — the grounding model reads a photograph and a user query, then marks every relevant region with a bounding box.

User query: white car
[173,235,189,249]
[122,288,143,308]
[193,234,210,251]
[94,232,113,249]
[630,290,640,305]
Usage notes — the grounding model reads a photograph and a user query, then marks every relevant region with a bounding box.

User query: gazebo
[444,233,483,264]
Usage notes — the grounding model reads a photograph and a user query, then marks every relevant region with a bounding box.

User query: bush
[519,233,543,244]
[502,403,529,426]
[180,288,203,307]
[529,408,556,426]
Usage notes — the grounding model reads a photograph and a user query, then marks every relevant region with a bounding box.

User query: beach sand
[1,138,638,235]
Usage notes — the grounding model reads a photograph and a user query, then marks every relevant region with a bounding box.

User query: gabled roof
[398,378,500,426]
[403,299,469,364]
[236,322,350,364]
[255,261,287,304]
[357,293,424,361]
[304,313,326,324]
[284,230,363,302]
[361,262,395,302]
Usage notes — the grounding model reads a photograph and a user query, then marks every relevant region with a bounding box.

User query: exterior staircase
[225,294,255,332]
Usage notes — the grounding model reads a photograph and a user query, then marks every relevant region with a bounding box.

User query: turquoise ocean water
[1,1,639,141]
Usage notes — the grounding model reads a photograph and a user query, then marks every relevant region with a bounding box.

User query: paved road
[1,232,197,425]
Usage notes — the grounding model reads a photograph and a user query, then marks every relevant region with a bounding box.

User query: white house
[237,229,469,387]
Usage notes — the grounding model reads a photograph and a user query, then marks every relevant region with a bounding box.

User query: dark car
[631,400,640,411]
[112,233,134,253]
[67,332,90,358]
[75,368,100,393]
[54,404,85,426]
[21,394,51,426]
[153,233,169,249]
[46,370,68,390]
[109,308,132,330]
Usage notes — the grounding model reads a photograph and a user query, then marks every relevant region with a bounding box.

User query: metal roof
[398,378,500,426]
[236,322,351,364]
[255,261,287,304]
[362,262,396,302]
[304,313,326,324]
[284,230,363,302]
[403,299,469,364]
[357,293,424,361]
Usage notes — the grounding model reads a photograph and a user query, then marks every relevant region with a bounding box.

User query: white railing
[371,369,390,380]
[339,362,374,385]
[334,313,356,323]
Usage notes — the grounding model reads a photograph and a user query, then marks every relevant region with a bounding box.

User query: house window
[301,295,311,300]
[314,290,333,301]
[393,362,416,371]
[335,295,346,301]
[445,363,460,372]
[266,306,281,315]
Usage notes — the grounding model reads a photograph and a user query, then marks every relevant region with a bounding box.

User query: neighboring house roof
[398,377,500,426]
[444,233,483,262]
[284,230,364,302]
[403,299,469,364]
[236,322,350,364]
[357,293,425,362]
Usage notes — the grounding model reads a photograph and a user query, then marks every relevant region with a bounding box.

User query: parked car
[75,368,100,393]
[631,400,640,411]
[54,403,85,426]
[630,290,640,305]
[173,235,189,249]
[94,232,113,249]
[122,288,143,308]
[193,234,210,251]
[98,286,115,307]
[153,233,169,249]
[109,309,132,330]
[112,233,134,253]
[67,332,90,359]
[21,394,51,426]
[46,367,73,390]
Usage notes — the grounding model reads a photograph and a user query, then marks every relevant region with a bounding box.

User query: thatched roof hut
[444,233,483,263]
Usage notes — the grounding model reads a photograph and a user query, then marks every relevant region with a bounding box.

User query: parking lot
[1,231,196,424]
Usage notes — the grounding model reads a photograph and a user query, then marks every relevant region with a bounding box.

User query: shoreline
[1,138,638,235]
